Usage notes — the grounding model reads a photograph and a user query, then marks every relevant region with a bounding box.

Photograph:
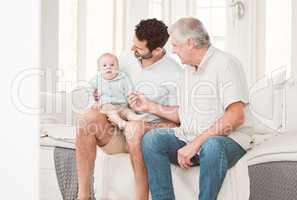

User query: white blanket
[171,155,250,200]
[93,150,250,200]
[40,125,296,200]
[247,131,297,165]
[94,132,297,200]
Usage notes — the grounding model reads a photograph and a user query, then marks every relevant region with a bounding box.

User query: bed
[39,130,297,200]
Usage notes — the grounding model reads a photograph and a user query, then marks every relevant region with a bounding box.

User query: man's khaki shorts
[99,120,177,155]
[100,127,129,154]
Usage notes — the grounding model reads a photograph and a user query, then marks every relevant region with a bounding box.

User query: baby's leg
[120,107,149,121]
[101,104,127,129]
[106,112,127,130]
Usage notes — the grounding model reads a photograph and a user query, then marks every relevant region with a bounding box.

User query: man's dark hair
[135,18,169,51]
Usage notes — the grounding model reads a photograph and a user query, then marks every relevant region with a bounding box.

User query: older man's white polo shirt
[174,46,254,150]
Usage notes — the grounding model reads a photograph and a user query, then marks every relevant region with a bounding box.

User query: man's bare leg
[75,107,113,200]
[124,120,179,200]
[125,121,149,200]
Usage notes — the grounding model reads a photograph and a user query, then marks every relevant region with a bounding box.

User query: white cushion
[283,78,297,131]
[247,131,297,165]
[249,70,286,134]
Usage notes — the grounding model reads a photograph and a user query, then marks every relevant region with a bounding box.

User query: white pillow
[249,70,286,134]
[283,77,297,131]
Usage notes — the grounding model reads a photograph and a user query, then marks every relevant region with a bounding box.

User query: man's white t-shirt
[174,46,254,150]
[119,51,183,122]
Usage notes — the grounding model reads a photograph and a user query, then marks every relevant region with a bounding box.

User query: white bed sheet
[40,125,297,200]
[247,131,297,166]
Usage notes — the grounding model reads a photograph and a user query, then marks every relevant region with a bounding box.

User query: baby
[89,53,147,129]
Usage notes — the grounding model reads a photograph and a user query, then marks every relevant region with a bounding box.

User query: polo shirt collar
[187,45,216,74]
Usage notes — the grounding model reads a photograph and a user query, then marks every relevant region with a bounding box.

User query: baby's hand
[93,89,100,102]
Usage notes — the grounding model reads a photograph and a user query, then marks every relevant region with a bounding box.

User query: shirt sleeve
[219,57,249,110]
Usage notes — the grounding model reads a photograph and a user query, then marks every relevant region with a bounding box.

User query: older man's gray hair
[169,17,211,48]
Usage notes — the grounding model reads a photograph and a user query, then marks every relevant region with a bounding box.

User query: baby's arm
[89,74,100,102]
[93,89,100,102]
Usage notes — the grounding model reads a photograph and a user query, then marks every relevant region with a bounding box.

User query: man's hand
[128,92,152,112]
[178,142,200,169]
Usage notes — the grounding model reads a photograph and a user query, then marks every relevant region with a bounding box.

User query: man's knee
[125,121,145,142]
[200,136,226,160]
[76,108,108,137]
[125,121,145,154]
[201,136,225,151]
[141,129,164,153]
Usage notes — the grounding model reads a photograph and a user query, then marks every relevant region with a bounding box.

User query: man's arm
[128,92,180,124]
[147,101,180,124]
[177,101,245,168]
[192,102,245,146]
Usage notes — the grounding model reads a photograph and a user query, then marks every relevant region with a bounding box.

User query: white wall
[41,0,59,92]
[292,0,297,77]
[0,0,40,199]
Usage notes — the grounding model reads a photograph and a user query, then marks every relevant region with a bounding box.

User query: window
[194,0,227,50]
[265,0,292,77]
[84,0,115,80]
[57,0,126,89]
[58,0,78,91]
[148,0,171,25]
[149,0,163,19]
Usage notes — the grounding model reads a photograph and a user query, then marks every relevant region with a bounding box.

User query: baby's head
[97,53,119,80]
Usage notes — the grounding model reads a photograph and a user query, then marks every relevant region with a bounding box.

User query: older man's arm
[177,101,246,168]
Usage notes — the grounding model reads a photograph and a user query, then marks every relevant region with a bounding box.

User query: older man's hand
[177,142,200,169]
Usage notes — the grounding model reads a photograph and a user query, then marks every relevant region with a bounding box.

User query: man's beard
[134,51,153,60]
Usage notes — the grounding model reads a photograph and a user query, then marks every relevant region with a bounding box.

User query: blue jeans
[141,128,246,200]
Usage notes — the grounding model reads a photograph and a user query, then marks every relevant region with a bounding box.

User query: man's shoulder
[210,48,243,72]
[159,54,183,72]
[213,48,241,64]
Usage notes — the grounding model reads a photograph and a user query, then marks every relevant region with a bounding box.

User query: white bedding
[93,150,250,200]
[171,154,250,200]
[40,126,297,200]
[93,131,297,200]
[247,131,297,166]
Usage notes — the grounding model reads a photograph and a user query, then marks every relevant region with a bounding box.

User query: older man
[75,18,182,200]
[137,17,254,200]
